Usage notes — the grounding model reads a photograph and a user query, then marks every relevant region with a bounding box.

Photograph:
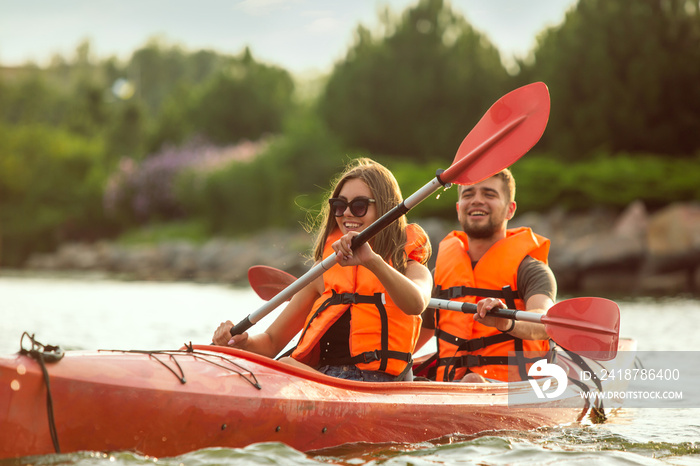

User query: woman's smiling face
[334,178,377,234]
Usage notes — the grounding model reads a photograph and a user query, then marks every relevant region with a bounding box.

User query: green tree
[520,0,700,160]
[129,39,190,114]
[106,98,148,160]
[147,83,193,153]
[319,0,510,162]
[128,38,232,116]
[178,109,345,234]
[186,49,295,145]
[0,69,63,125]
[0,125,110,266]
[64,78,110,137]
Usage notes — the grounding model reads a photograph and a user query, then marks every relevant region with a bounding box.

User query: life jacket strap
[323,349,412,367]
[435,328,515,351]
[438,354,510,369]
[437,352,544,381]
[304,290,408,374]
[436,286,504,300]
[434,284,524,380]
[324,291,386,306]
[435,285,519,309]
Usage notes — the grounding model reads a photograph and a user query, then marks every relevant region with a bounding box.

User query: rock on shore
[25,229,312,286]
[512,201,700,296]
[24,202,700,296]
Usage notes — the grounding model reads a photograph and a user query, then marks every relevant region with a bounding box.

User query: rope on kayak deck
[19,332,64,454]
[185,350,262,390]
[557,348,607,423]
[100,347,261,390]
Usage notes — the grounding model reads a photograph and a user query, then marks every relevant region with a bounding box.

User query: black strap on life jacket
[289,290,413,374]
[435,327,515,351]
[435,284,519,309]
[434,285,536,381]
[436,350,543,381]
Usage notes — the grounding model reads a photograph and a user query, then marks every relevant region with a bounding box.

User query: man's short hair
[458,168,515,202]
[496,168,516,203]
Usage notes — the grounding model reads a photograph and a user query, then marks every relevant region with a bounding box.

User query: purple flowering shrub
[103,139,266,223]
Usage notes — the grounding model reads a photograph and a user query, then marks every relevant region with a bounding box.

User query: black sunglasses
[329,197,376,217]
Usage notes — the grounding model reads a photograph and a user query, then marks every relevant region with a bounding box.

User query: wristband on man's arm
[499,319,515,333]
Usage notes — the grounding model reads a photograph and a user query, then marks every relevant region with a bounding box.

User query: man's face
[456,176,516,239]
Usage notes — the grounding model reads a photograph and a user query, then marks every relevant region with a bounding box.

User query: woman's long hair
[311,158,419,275]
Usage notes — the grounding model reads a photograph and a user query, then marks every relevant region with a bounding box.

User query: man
[419,168,556,382]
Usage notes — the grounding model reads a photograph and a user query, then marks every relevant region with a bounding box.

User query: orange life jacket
[291,223,429,377]
[433,227,550,382]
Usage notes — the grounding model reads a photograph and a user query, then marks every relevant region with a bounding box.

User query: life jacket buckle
[467,336,487,352]
[447,286,465,299]
[338,293,357,304]
[464,354,484,368]
[362,350,381,363]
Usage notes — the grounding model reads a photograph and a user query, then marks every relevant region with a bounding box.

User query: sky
[0,0,578,75]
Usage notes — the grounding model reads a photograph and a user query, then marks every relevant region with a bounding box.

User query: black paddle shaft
[350,202,410,250]
[431,299,520,320]
[350,169,450,251]
[230,316,253,337]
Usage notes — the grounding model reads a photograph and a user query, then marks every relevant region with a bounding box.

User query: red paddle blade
[248,266,296,301]
[543,297,620,361]
[445,82,550,186]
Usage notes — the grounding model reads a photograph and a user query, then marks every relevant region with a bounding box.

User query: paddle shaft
[353,115,528,248]
[429,298,540,323]
[230,81,553,337]
[229,118,528,336]
[429,298,618,336]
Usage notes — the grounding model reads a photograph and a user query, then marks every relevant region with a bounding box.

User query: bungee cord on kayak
[19,333,63,454]
[99,348,262,390]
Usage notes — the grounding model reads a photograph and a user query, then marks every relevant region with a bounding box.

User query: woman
[212,158,432,382]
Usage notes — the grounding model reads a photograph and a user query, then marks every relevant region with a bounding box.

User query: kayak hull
[0,339,637,459]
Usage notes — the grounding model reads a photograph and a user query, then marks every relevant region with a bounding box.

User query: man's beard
[462,217,498,239]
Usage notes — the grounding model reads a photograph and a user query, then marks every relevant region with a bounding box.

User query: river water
[1,274,699,465]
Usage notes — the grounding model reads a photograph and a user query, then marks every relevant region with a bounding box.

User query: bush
[379,151,700,222]
[512,152,700,212]
[104,139,266,225]
[0,124,108,265]
[187,57,295,145]
[178,111,348,235]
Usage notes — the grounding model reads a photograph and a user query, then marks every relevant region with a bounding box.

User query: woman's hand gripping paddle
[230,82,551,337]
[248,265,620,361]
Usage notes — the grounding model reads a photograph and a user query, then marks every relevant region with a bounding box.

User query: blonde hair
[311,158,427,275]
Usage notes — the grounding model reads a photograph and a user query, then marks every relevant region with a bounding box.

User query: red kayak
[1,337,636,460]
